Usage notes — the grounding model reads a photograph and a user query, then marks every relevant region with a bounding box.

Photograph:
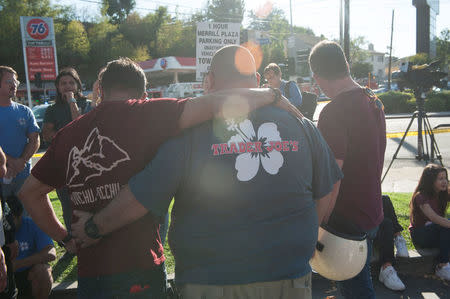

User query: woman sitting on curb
[409,164,450,281]
[375,195,409,291]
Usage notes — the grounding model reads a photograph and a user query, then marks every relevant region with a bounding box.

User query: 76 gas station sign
[20,16,58,81]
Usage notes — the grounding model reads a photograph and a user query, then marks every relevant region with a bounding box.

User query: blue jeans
[337,226,378,299]
[77,266,166,299]
[410,222,450,263]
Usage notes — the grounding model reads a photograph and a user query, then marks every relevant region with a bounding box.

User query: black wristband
[57,231,72,248]
[269,87,282,105]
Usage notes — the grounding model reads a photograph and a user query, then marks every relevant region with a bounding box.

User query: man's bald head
[208,45,258,91]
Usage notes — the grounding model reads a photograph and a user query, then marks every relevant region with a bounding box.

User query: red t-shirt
[318,87,386,231]
[410,193,448,228]
[32,98,187,277]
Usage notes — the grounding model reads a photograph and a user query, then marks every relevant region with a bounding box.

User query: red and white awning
[139,56,196,73]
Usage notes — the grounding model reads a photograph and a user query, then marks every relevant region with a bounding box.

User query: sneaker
[435,264,450,280]
[379,266,406,291]
[394,235,409,258]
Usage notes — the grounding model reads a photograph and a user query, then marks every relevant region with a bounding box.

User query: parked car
[32,103,50,148]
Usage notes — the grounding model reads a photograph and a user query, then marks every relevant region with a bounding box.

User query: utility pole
[289,0,293,35]
[339,0,343,47]
[344,0,350,61]
[388,9,395,90]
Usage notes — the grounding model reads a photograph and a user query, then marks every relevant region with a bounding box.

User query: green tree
[408,53,430,65]
[0,0,72,80]
[351,62,373,79]
[157,19,196,57]
[349,36,369,63]
[102,0,135,24]
[436,29,449,71]
[57,20,90,67]
[206,0,245,23]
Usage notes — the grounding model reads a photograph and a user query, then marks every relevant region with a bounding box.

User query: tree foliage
[351,62,373,79]
[349,36,369,63]
[206,0,245,23]
[0,0,71,81]
[408,53,430,65]
[57,20,90,66]
[436,29,449,71]
[0,0,326,87]
[102,0,135,24]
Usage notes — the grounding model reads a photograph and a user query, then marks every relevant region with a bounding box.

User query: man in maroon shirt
[310,41,386,298]
[17,57,300,297]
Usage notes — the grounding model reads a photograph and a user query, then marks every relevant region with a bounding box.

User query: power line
[77,0,203,17]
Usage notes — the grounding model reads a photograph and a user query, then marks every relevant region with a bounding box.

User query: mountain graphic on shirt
[66,128,130,187]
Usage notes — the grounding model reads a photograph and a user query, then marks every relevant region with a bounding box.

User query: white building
[364,44,387,79]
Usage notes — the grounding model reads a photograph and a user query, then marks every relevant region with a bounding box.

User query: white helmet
[309,224,368,281]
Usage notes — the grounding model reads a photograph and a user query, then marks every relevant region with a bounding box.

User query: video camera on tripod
[382,61,446,182]
[392,60,448,91]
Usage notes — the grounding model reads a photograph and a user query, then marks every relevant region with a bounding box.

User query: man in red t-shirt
[17,57,300,297]
[310,41,386,299]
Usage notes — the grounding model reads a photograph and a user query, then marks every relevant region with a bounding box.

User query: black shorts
[14,269,32,299]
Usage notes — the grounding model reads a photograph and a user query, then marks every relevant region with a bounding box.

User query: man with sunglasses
[0,66,39,299]
[0,66,40,200]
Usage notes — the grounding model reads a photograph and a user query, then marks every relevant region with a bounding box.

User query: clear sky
[55,0,450,58]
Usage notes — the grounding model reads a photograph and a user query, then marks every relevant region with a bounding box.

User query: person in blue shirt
[9,197,55,299]
[71,45,342,299]
[0,66,40,199]
[264,63,302,107]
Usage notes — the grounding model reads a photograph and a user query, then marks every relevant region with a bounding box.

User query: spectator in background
[311,41,386,299]
[42,68,92,235]
[0,66,40,200]
[0,66,39,298]
[88,67,106,108]
[374,195,409,291]
[263,63,302,107]
[8,197,55,299]
[409,164,450,281]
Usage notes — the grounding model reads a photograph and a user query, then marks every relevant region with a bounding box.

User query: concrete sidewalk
[313,274,449,299]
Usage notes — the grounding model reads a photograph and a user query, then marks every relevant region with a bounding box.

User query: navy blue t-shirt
[130,106,342,285]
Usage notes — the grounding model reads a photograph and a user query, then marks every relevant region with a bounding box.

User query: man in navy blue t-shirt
[71,46,342,299]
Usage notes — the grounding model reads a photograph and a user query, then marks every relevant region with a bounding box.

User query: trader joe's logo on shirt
[66,128,130,187]
[211,119,298,182]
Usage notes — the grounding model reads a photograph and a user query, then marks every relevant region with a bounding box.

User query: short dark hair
[100,57,146,99]
[210,45,256,84]
[263,63,281,76]
[309,40,350,80]
[0,66,18,88]
[7,195,24,218]
[55,68,84,103]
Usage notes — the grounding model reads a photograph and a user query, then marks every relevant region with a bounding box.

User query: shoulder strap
[284,81,292,99]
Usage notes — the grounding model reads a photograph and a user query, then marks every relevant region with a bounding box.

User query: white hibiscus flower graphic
[227,119,284,181]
